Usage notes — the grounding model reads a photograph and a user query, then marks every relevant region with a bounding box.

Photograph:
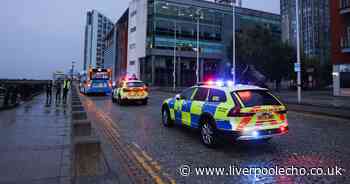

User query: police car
[161,81,288,147]
[112,79,149,105]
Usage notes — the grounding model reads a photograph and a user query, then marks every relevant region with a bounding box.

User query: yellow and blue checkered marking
[165,98,233,131]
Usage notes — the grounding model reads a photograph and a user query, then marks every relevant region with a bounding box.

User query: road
[82,90,350,184]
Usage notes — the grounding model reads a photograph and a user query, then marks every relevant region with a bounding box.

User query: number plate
[257,112,273,121]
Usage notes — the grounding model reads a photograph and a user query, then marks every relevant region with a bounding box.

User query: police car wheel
[142,99,148,105]
[162,108,173,127]
[200,120,217,147]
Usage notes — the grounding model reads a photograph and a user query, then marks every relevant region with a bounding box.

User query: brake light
[143,86,148,92]
[227,107,255,117]
[280,125,288,132]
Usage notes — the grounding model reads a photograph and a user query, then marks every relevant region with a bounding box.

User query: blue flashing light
[227,80,235,87]
[252,131,259,137]
[216,80,224,87]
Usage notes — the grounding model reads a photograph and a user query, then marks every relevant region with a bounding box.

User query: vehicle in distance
[79,68,112,95]
[112,79,148,105]
[161,81,288,147]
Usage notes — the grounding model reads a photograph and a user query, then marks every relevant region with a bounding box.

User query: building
[281,0,331,65]
[331,0,350,96]
[104,10,129,81]
[281,0,297,48]
[120,0,280,86]
[214,0,242,7]
[83,10,114,70]
[104,0,280,86]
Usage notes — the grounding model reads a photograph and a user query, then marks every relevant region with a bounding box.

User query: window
[180,87,196,100]
[131,10,137,17]
[234,90,281,107]
[127,82,145,87]
[193,87,209,101]
[129,43,136,50]
[208,89,226,102]
[130,27,136,33]
[129,60,135,65]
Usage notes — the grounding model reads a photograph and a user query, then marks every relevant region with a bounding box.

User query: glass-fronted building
[126,0,281,86]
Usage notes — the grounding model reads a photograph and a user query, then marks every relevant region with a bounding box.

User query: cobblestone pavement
[0,95,71,184]
[82,91,350,184]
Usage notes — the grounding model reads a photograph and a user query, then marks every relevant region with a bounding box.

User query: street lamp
[173,20,177,91]
[71,61,75,80]
[195,9,203,84]
[232,1,236,82]
[295,0,302,103]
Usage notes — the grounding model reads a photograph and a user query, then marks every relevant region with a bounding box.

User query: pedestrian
[62,78,71,104]
[4,85,10,107]
[46,81,53,104]
[55,80,62,104]
[11,85,18,105]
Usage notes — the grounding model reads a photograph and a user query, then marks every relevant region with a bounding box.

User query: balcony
[341,36,350,53]
[340,0,350,14]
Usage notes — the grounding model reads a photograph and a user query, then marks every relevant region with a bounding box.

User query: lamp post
[173,21,177,91]
[295,0,302,103]
[71,61,75,80]
[196,9,202,84]
[232,1,236,82]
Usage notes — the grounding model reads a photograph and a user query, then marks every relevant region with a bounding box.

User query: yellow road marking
[130,149,165,184]
[82,97,176,184]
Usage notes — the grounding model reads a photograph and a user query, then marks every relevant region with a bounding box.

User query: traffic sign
[294,63,301,72]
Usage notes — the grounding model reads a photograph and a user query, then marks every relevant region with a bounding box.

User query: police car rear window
[127,82,144,87]
[234,90,281,107]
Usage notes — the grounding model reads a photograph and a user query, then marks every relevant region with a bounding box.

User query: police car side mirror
[175,94,181,100]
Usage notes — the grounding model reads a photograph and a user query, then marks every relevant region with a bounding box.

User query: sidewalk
[0,94,72,184]
[153,87,350,119]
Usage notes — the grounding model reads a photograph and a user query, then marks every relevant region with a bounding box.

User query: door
[174,87,196,125]
[189,87,209,127]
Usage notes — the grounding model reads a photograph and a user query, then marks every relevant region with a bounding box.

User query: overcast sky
[0,0,279,79]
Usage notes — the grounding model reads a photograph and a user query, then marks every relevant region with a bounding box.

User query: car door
[174,87,196,125]
[189,87,209,128]
[207,89,229,122]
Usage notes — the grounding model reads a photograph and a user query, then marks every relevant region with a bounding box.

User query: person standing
[11,85,18,105]
[55,80,62,104]
[46,81,53,104]
[62,78,71,104]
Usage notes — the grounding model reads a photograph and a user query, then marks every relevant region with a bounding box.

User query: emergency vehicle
[112,78,149,105]
[79,68,112,95]
[161,80,288,147]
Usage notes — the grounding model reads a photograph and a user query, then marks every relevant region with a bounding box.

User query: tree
[228,25,295,85]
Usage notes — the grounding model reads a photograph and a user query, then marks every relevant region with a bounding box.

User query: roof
[197,84,267,92]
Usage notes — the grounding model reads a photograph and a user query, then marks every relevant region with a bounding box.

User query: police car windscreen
[234,90,281,107]
[127,82,144,87]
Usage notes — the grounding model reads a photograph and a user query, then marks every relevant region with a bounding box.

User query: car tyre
[142,99,148,105]
[200,117,218,148]
[112,95,116,103]
[162,107,173,127]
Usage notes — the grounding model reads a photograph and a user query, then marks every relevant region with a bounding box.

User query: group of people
[46,78,71,105]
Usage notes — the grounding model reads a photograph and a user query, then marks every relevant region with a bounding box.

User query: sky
[0,0,279,79]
